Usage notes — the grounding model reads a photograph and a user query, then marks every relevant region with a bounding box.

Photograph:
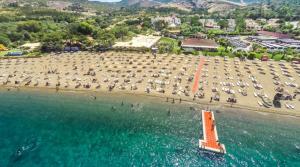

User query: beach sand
[0,51,299,116]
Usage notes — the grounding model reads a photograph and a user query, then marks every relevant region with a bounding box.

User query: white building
[151,15,181,28]
[228,19,236,31]
[246,19,262,31]
[199,19,220,29]
[287,21,300,29]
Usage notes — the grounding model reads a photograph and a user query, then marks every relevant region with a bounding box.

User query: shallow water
[0,90,299,166]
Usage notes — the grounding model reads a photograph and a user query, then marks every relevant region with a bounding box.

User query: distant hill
[118,0,262,7]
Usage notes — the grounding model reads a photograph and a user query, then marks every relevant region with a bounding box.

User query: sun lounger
[285,103,290,109]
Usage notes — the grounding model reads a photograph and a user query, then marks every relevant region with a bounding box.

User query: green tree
[142,17,152,29]
[217,19,229,30]
[252,43,263,52]
[23,31,32,41]
[17,21,42,33]
[248,52,257,60]
[190,16,201,26]
[282,47,296,60]
[8,32,23,42]
[218,38,230,51]
[41,32,64,52]
[77,22,94,35]
[113,26,129,41]
[235,15,246,33]
[154,20,168,31]
[278,5,293,21]
[95,30,115,47]
[217,46,226,57]
[0,35,11,46]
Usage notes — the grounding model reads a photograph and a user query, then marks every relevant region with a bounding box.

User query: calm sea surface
[0,90,299,166]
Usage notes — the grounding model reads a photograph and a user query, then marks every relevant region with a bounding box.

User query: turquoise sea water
[0,90,299,166]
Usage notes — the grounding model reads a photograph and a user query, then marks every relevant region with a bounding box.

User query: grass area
[273,54,284,61]
[0,49,23,57]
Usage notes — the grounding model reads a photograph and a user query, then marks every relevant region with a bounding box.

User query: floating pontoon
[199,110,226,154]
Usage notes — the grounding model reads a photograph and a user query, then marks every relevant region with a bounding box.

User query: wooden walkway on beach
[199,110,226,154]
[192,57,206,94]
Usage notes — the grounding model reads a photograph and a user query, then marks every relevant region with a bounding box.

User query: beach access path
[192,57,206,93]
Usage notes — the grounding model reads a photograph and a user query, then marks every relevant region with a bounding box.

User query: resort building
[181,38,219,51]
[227,19,236,31]
[246,19,262,31]
[265,19,280,29]
[286,21,300,29]
[199,19,220,29]
[151,15,181,28]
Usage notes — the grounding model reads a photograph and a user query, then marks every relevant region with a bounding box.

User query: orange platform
[199,110,226,154]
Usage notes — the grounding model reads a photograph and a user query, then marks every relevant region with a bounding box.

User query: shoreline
[2,85,300,118]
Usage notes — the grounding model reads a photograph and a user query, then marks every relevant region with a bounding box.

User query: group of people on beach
[0,52,299,112]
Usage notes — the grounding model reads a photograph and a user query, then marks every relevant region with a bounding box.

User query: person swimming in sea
[167,108,171,116]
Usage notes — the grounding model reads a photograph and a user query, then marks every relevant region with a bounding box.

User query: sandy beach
[0,51,299,115]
